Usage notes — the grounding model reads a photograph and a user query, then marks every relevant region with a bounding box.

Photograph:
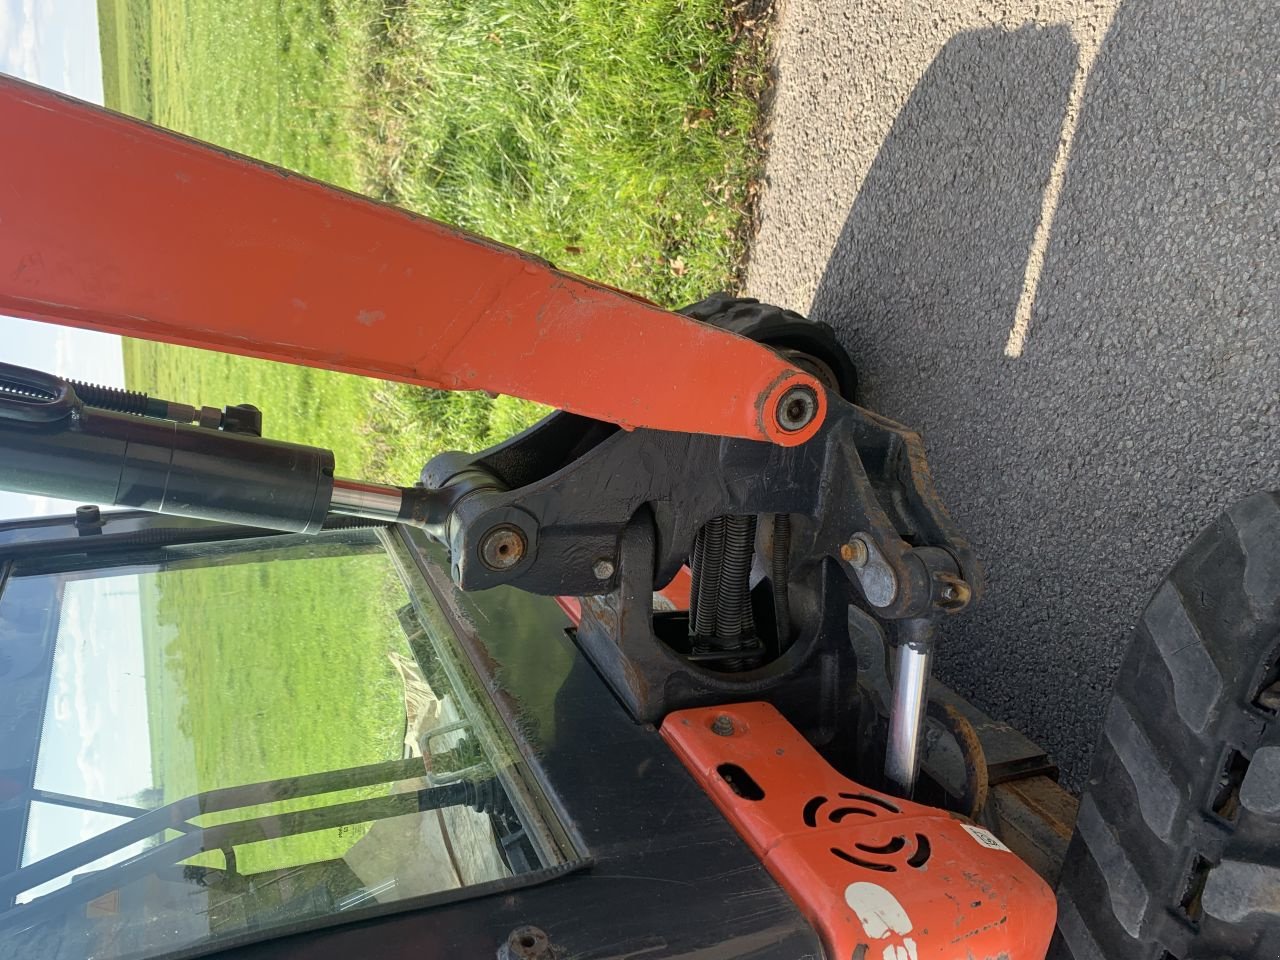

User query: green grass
[139,553,410,873]
[97,0,153,120]
[148,1,366,189]
[107,0,766,477]
[358,0,763,305]
[104,0,766,874]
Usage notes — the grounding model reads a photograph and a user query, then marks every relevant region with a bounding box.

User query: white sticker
[843,882,919,960]
[962,823,1011,852]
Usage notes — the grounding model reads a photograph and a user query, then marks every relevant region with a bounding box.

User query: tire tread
[1053,491,1280,959]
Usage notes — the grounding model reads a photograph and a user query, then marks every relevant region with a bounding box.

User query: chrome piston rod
[884,619,937,797]
[330,477,406,522]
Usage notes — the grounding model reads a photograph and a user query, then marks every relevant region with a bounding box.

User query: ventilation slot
[838,791,899,813]
[854,836,906,855]
[716,763,765,802]
[830,847,896,872]
[906,833,932,868]
[830,805,878,822]
[802,796,826,828]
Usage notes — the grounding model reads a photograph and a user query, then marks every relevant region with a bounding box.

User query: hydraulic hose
[68,379,197,422]
[691,516,726,639]
[689,514,758,670]
[715,515,756,637]
[772,513,792,651]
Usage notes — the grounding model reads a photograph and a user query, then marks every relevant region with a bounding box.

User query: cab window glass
[0,534,554,959]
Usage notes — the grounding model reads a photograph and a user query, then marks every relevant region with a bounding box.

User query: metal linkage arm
[0,75,822,446]
[417,396,981,760]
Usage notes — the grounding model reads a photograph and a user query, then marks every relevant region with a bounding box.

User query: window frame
[0,512,580,960]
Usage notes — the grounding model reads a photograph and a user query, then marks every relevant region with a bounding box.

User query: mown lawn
[96,0,152,120]
[138,551,412,873]
[100,0,766,873]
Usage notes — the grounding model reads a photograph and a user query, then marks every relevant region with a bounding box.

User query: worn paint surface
[662,702,1056,959]
[0,75,822,446]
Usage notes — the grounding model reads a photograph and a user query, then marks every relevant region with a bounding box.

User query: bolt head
[504,925,552,960]
[935,576,972,610]
[775,385,819,432]
[592,558,615,580]
[479,525,526,571]
[842,538,869,567]
[711,714,735,737]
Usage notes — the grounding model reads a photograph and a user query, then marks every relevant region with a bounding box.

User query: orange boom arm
[0,75,823,445]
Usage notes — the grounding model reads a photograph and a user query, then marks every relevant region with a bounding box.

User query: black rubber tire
[678,292,858,401]
[1052,491,1280,960]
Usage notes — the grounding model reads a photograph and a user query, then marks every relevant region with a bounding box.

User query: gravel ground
[745,0,1279,787]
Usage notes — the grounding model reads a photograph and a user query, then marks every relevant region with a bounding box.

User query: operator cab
[0,509,572,959]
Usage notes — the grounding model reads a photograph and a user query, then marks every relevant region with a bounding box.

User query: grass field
[101,0,766,875]
[139,551,410,873]
[97,0,152,120]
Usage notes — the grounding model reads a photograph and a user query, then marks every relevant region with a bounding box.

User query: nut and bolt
[841,538,869,567]
[592,558,616,580]
[711,714,736,737]
[775,385,819,433]
[936,575,972,609]
[74,504,102,529]
[500,925,554,960]
[479,525,526,571]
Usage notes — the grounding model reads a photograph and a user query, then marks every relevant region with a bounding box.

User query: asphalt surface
[745,0,1279,787]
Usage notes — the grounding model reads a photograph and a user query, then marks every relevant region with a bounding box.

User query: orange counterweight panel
[662,702,1056,960]
[0,76,823,445]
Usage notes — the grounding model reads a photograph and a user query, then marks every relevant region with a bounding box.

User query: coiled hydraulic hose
[691,517,726,639]
[690,514,758,670]
[68,380,154,416]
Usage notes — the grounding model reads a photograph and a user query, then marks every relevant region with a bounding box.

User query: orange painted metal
[0,76,823,445]
[662,702,1056,960]
[554,595,583,625]
[655,566,694,612]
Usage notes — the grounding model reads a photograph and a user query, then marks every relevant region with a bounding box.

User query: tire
[678,293,858,401]
[1053,491,1280,959]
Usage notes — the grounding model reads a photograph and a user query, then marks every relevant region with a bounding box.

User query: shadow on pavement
[812,4,1279,786]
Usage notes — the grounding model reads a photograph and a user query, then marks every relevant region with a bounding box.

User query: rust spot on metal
[997,777,1077,841]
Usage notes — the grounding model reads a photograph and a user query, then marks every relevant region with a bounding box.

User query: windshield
[0,526,564,959]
